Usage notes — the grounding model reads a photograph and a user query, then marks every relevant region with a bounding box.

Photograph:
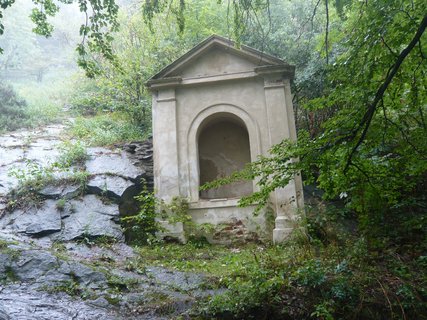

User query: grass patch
[4,266,19,282]
[23,99,63,127]
[189,234,427,319]
[0,239,21,263]
[106,274,139,293]
[7,158,89,204]
[135,224,426,319]
[141,291,176,316]
[135,242,265,286]
[0,76,76,133]
[76,234,118,248]
[12,80,72,129]
[42,279,81,296]
[0,83,28,133]
[6,158,89,212]
[67,112,147,146]
[0,239,18,249]
[56,141,89,168]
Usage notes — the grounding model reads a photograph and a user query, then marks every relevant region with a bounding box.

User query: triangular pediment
[149,35,288,81]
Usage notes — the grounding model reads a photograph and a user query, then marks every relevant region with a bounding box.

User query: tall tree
[201,0,427,243]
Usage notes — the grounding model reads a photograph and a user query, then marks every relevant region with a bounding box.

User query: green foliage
[43,279,81,296]
[238,0,330,135]
[56,198,66,211]
[203,0,427,247]
[67,113,146,146]
[56,141,88,168]
[123,190,211,245]
[3,266,18,282]
[158,196,218,242]
[15,80,68,126]
[167,197,422,320]
[65,170,89,189]
[70,0,231,132]
[40,271,97,299]
[0,83,29,132]
[0,240,21,262]
[76,234,117,248]
[134,242,265,282]
[0,0,15,46]
[106,273,139,293]
[142,0,269,43]
[6,156,89,211]
[0,1,425,318]
[195,228,427,319]
[159,196,190,224]
[0,79,71,133]
[1,0,119,77]
[8,155,90,194]
[121,187,160,245]
[8,159,55,192]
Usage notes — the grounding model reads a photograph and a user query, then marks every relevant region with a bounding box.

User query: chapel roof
[148,34,293,82]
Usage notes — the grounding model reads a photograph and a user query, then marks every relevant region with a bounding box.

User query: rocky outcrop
[122,138,154,190]
[0,125,153,243]
[0,127,221,320]
[55,195,123,241]
[0,200,62,237]
[0,237,214,320]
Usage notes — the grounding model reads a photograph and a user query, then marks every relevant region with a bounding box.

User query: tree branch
[344,14,427,172]
[324,0,329,65]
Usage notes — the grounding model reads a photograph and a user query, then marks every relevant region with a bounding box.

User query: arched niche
[197,113,253,199]
[186,103,261,202]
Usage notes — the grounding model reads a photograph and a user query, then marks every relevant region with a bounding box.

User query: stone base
[272,227,294,243]
[272,216,294,243]
[156,221,187,244]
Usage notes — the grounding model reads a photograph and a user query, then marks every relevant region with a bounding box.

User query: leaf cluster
[0,83,28,132]
[0,0,119,76]
[202,0,427,245]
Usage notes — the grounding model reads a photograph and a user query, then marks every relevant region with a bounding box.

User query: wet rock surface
[0,124,153,241]
[0,235,214,320]
[39,184,81,199]
[0,200,62,236]
[87,175,134,199]
[0,285,123,320]
[55,195,123,241]
[0,125,218,319]
[85,147,144,182]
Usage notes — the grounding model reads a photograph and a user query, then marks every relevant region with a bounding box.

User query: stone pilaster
[262,75,299,243]
[152,88,180,201]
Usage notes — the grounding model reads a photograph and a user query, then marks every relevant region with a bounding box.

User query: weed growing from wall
[121,186,160,245]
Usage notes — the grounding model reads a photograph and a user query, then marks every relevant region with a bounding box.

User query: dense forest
[0,0,426,319]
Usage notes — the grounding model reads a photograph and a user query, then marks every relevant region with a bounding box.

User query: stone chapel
[146,35,303,243]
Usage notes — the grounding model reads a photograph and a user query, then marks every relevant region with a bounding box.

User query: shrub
[67,113,147,146]
[195,208,427,320]
[121,187,159,245]
[0,83,28,132]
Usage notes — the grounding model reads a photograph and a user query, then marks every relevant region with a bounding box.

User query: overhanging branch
[344,14,427,172]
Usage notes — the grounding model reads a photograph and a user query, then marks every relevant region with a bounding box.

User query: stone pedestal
[156,220,186,244]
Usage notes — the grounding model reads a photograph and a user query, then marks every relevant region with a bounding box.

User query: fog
[0,0,85,84]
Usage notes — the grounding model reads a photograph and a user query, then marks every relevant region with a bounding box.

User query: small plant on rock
[56,198,66,211]
[121,186,160,245]
[55,141,89,168]
[8,159,55,192]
